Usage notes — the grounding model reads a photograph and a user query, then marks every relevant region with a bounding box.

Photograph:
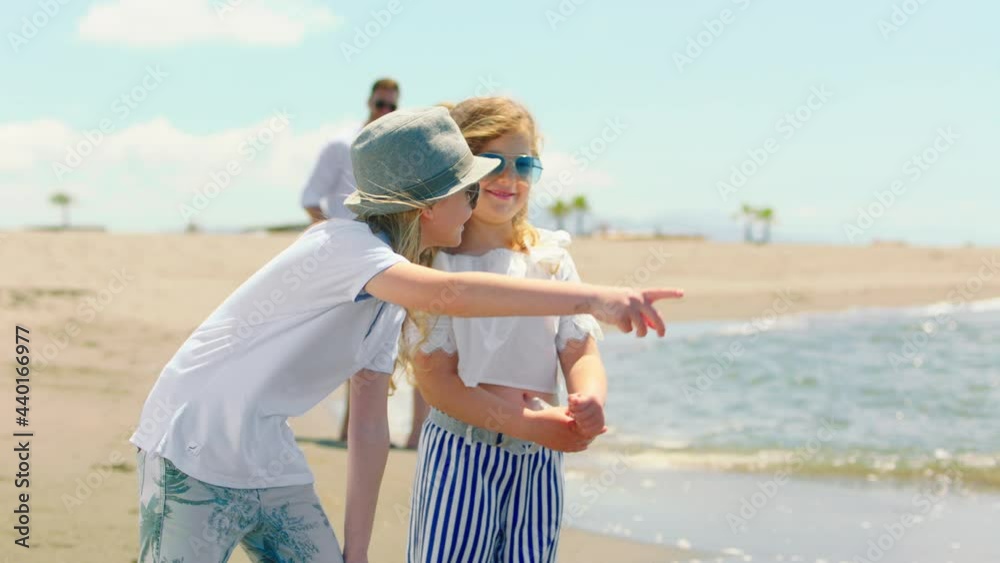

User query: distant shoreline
[5,230,1000,325]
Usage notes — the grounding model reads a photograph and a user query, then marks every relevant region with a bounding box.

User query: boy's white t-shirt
[130,219,408,489]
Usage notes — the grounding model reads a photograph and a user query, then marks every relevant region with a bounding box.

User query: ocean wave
[695,296,1000,339]
[916,296,1000,316]
[570,440,1000,491]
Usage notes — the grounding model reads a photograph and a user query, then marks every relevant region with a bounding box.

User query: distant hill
[242,222,310,234]
[26,225,107,232]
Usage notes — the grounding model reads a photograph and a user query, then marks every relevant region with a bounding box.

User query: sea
[379,298,1000,562]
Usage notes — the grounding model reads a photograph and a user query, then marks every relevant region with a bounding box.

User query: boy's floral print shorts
[136,449,342,563]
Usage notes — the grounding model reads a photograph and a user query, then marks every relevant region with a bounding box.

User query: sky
[1,0,997,245]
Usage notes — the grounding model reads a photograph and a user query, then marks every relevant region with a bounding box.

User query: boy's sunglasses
[479,153,543,184]
[373,100,397,111]
[465,183,480,209]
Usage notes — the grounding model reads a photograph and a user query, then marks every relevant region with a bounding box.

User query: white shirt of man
[300,122,364,220]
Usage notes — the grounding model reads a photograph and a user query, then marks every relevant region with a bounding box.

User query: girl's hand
[523,406,593,452]
[589,288,684,337]
[567,393,607,439]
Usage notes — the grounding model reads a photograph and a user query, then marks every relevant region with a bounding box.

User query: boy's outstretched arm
[365,262,683,337]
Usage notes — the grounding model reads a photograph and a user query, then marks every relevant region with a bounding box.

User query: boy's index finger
[644,288,684,302]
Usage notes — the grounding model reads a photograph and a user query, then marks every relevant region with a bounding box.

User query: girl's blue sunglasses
[479,153,543,184]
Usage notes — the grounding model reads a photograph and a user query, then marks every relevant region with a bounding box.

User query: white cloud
[78,0,341,46]
[0,119,73,172]
[0,114,357,230]
[0,118,624,232]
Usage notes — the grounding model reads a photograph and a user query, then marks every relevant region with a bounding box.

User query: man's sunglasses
[373,100,397,111]
[479,153,543,184]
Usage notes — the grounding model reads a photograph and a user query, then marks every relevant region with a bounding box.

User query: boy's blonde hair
[362,208,433,391]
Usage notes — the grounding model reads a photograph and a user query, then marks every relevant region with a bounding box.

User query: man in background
[300,78,400,223]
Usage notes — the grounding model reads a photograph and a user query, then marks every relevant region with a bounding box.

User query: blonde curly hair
[448,96,541,251]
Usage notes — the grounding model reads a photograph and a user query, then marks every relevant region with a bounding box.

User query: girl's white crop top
[411,229,602,395]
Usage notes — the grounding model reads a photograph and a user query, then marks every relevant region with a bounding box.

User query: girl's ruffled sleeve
[537,230,604,351]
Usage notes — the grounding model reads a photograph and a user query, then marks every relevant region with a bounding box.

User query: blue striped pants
[407,417,564,563]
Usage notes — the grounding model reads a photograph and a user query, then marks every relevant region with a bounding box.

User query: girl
[130,106,681,563]
[405,98,608,563]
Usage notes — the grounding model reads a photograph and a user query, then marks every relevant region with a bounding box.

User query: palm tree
[756,207,775,244]
[50,192,72,229]
[570,195,590,235]
[548,199,571,231]
[734,203,757,243]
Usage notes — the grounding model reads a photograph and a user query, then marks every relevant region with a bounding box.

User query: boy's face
[419,187,476,250]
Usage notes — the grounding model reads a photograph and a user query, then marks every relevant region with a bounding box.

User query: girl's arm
[343,370,391,563]
[364,262,682,337]
[414,350,592,452]
[560,337,609,438]
[560,336,608,404]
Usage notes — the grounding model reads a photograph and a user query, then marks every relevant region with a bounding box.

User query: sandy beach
[2,230,998,562]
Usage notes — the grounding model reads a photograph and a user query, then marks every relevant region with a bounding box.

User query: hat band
[359,152,474,204]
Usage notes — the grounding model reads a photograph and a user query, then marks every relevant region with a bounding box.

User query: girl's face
[419,186,476,249]
[472,129,535,226]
